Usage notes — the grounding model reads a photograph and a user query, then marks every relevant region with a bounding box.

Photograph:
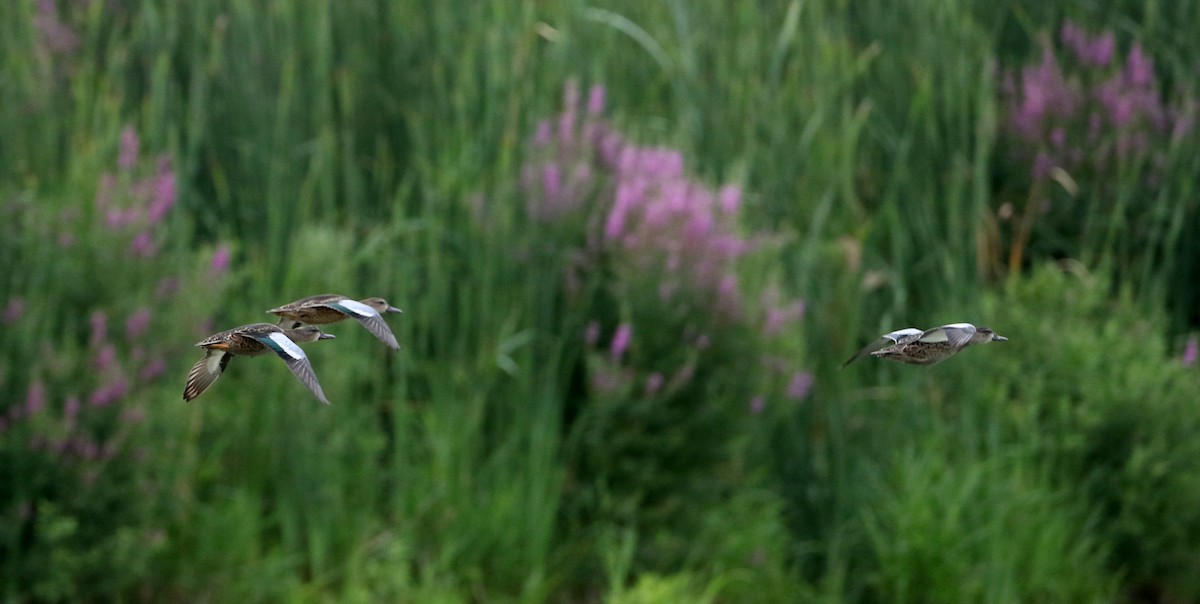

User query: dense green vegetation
[3,1,1200,601]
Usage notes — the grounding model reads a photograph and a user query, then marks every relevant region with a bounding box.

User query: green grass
[3,0,1200,601]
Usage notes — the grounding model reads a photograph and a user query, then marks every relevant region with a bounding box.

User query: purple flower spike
[89,378,129,407]
[1125,43,1155,88]
[1183,335,1198,366]
[35,0,80,56]
[119,127,140,171]
[1090,32,1115,68]
[719,185,741,214]
[543,163,562,201]
[125,308,152,340]
[533,120,552,146]
[148,170,176,225]
[645,372,664,396]
[786,372,813,401]
[94,344,117,372]
[131,230,157,258]
[749,395,766,415]
[138,358,167,382]
[211,245,231,274]
[610,323,632,360]
[587,85,606,115]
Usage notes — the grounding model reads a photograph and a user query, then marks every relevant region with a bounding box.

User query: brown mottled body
[844,323,1008,367]
[184,323,334,404]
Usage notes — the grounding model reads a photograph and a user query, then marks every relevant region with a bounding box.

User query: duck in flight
[183,323,335,404]
[842,323,1008,367]
[268,294,403,350]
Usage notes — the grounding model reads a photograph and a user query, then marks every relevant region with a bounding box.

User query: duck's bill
[994,335,1009,342]
[387,306,403,314]
[318,333,337,340]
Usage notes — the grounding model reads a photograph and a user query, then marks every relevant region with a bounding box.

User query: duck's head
[361,297,403,315]
[974,327,1008,343]
[285,325,336,343]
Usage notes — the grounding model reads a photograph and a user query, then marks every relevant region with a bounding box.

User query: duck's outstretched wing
[320,299,400,350]
[841,327,923,368]
[183,349,233,401]
[249,331,331,405]
[920,323,977,349]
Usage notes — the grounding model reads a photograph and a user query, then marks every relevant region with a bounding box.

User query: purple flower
[748,395,766,415]
[719,185,741,214]
[1124,43,1154,88]
[211,245,231,274]
[78,438,100,461]
[1007,46,1081,143]
[125,308,152,339]
[26,381,47,417]
[89,378,129,407]
[106,208,132,229]
[604,204,628,241]
[543,163,562,202]
[763,294,806,336]
[1060,22,1114,68]
[785,372,813,401]
[94,344,117,372]
[2,297,25,324]
[587,85,606,115]
[35,0,80,56]
[1183,335,1198,366]
[148,171,176,224]
[645,372,664,396]
[119,126,140,171]
[533,120,552,146]
[138,358,166,382]
[1032,152,1056,181]
[131,230,157,257]
[610,323,632,360]
[584,321,600,345]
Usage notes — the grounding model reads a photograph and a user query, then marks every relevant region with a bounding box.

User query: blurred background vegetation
[3,0,1200,601]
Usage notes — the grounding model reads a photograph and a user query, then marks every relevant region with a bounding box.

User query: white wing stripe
[941,322,975,330]
[885,328,922,342]
[268,332,306,360]
[338,299,378,317]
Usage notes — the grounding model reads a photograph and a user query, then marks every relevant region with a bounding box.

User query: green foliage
[864,448,1114,603]
[985,265,1200,600]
